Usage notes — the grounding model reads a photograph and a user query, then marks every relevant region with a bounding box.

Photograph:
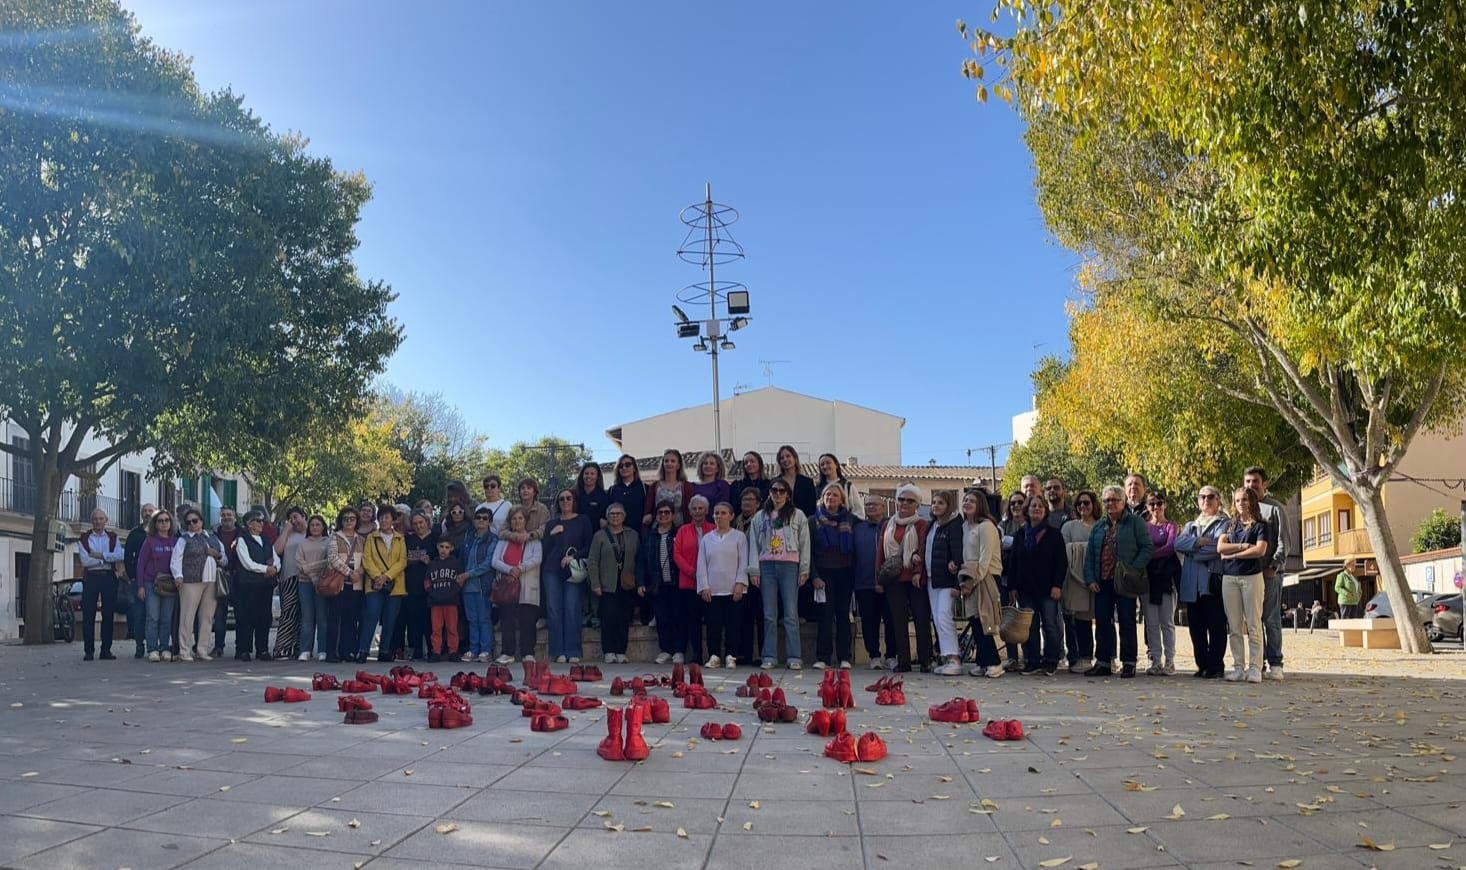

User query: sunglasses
[1200,493,1219,500]
[558,495,575,501]
[474,514,491,521]
[483,482,500,489]
[618,462,634,469]
[1075,500,1093,507]
[187,517,202,525]
[1102,497,1122,504]
[770,488,789,495]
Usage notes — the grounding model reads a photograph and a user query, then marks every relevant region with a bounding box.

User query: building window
[160,483,176,514]
[10,435,35,514]
[1318,511,1332,546]
[1337,509,1351,532]
[121,471,141,529]
[222,479,238,511]
[1304,518,1316,550]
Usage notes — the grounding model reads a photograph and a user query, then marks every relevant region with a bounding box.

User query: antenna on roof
[758,360,791,385]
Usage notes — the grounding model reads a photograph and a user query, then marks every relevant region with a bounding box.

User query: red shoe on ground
[510,688,537,706]
[830,709,847,735]
[435,706,474,729]
[523,700,562,718]
[735,685,754,698]
[689,663,703,686]
[486,664,512,683]
[341,679,374,693]
[807,710,832,736]
[757,672,773,688]
[610,677,626,696]
[700,722,725,740]
[543,676,577,696]
[684,692,715,710]
[531,713,569,732]
[478,678,513,696]
[563,695,602,710]
[671,662,685,687]
[623,703,650,761]
[579,665,602,681]
[982,720,1008,740]
[629,677,647,695]
[312,673,340,691]
[721,723,742,740]
[779,704,799,723]
[598,707,626,761]
[281,688,312,703]
[856,732,887,762]
[875,688,906,706]
[648,696,671,724]
[824,732,858,763]
[1004,719,1024,740]
[263,686,284,703]
[343,709,378,724]
[337,694,373,712]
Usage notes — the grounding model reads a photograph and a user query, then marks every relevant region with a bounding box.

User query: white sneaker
[655,652,672,665]
[761,659,775,670]
[522,655,536,663]
[461,652,476,662]
[647,618,657,629]
[724,656,737,669]
[604,653,617,664]
[870,658,886,671]
[1263,667,1284,681]
[838,660,851,670]
[672,653,685,664]
[317,652,327,661]
[148,651,161,662]
[178,651,194,662]
[935,661,962,676]
[1162,659,1176,676]
[160,651,172,662]
[568,657,580,664]
[812,661,827,670]
[477,653,492,663]
[195,649,213,662]
[555,655,568,664]
[298,652,311,662]
[1146,660,1163,676]
[705,656,722,669]
[616,654,629,664]
[1069,659,1092,674]
[1245,668,1263,683]
[1224,667,1245,682]
[787,659,803,671]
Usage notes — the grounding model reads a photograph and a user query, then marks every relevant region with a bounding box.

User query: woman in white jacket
[492,506,544,664]
[697,502,748,669]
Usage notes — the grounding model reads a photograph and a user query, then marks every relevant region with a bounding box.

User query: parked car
[1428,595,1464,641]
[1363,589,1434,628]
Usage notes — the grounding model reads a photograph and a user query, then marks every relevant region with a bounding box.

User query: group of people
[72,447,1293,684]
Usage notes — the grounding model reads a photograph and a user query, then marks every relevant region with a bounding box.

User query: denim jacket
[1174,514,1230,604]
[460,527,498,595]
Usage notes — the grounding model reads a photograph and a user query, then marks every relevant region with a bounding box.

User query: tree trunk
[21,456,64,645]
[1354,485,1433,654]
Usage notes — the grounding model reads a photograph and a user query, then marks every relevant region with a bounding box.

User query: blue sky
[124,1,1078,465]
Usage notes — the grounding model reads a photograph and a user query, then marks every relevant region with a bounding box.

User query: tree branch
[1375,362,1449,485]
[60,415,98,468]
[75,434,143,472]
[1243,316,1362,466]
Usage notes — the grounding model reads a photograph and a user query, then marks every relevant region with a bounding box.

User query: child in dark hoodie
[425,538,464,662]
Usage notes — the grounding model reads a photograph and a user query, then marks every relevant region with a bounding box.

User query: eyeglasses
[1199,493,1219,500]
[1101,497,1122,504]
[1147,500,1165,507]
[474,515,491,521]
[770,488,789,495]
[617,462,634,469]
[897,497,916,504]
[1075,500,1092,507]
[187,518,202,526]
[483,482,499,490]
[558,495,575,502]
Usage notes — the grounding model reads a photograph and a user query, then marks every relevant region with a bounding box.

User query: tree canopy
[964,0,1466,651]
[0,0,400,640]
[1410,508,1462,555]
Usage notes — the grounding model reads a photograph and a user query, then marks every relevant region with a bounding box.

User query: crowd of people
[71,447,1293,684]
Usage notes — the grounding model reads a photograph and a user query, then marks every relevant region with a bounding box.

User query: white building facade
[606,387,904,466]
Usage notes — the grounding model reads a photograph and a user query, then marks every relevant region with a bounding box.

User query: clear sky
[124,1,1078,466]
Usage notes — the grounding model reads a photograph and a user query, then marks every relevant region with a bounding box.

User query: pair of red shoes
[865,675,903,693]
[485,663,514,683]
[563,695,602,710]
[541,675,577,696]
[597,705,650,761]
[341,679,375,693]
[530,712,568,731]
[982,719,1025,741]
[355,670,384,686]
[699,722,742,741]
[806,709,848,737]
[510,688,538,707]
[874,688,906,706]
[610,676,651,697]
[523,699,562,718]
[343,709,378,724]
[379,676,416,695]
[568,664,602,682]
[684,690,716,710]
[312,673,340,691]
[824,732,887,763]
[753,688,799,723]
[632,695,671,724]
[428,705,474,729]
[420,683,453,702]
[263,687,311,703]
[454,673,487,693]
[477,677,514,696]
[929,698,981,724]
[818,670,856,709]
[337,694,373,712]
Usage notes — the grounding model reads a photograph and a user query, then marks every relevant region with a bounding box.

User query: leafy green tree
[248,409,412,524]
[1410,509,1462,555]
[964,1,1466,651]
[0,0,400,642]
[1003,360,1128,495]
[482,438,595,504]
[376,387,489,506]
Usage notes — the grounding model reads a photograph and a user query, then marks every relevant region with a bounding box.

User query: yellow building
[1299,429,1466,603]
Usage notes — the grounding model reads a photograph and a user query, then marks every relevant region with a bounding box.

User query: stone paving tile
[864,831,1019,865]
[329,780,478,817]
[126,796,300,840]
[617,768,741,799]
[1008,823,1184,868]
[541,828,714,870]
[109,765,261,797]
[378,760,516,787]
[0,779,91,813]
[178,841,374,869]
[491,762,628,794]
[984,791,1131,831]
[856,796,1002,836]
[381,819,568,867]
[1274,806,1463,850]
[718,797,861,836]
[19,786,191,826]
[1145,816,1335,864]
[243,807,432,854]
[209,772,354,806]
[0,816,101,866]
[13,828,226,870]
[445,787,601,827]
[705,832,864,869]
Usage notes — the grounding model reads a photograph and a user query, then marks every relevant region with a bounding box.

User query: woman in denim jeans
[746,481,810,670]
[1006,496,1069,675]
[134,510,179,662]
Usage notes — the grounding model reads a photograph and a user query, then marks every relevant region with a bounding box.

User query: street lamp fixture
[672,305,690,324]
[728,316,749,332]
[692,339,708,352]
[677,322,701,338]
[720,339,735,351]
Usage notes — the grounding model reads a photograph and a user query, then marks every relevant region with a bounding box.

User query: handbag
[878,553,903,581]
[316,566,346,598]
[999,604,1033,645]
[1206,571,1223,598]
[491,571,521,607]
[566,547,588,584]
[1114,561,1149,598]
[215,569,232,599]
[153,573,178,597]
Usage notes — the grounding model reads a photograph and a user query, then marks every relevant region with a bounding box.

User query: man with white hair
[78,508,125,661]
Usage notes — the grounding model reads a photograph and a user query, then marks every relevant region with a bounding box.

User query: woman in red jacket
[672,495,714,665]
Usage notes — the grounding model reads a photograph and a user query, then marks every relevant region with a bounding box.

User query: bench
[1331,617,1399,649]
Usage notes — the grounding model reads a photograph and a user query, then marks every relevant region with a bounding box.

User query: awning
[1285,564,1342,587]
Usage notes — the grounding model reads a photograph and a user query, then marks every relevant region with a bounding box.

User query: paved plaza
[1,632,1463,870]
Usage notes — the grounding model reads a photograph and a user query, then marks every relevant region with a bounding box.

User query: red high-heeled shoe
[563,695,602,710]
[281,687,312,703]
[824,732,858,763]
[806,709,832,736]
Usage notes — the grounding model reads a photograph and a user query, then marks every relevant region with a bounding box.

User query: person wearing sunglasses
[543,489,593,663]
[170,509,225,662]
[1144,492,1180,675]
[1175,486,1230,678]
[875,483,933,673]
[607,455,646,535]
[479,475,511,535]
[1083,485,1154,677]
[233,511,281,662]
[574,462,609,531]
[747,479,812,670]
[1060,490,1100,673]
[998,491,1030,670]
[136,510,181,662]
[458,505,499,662]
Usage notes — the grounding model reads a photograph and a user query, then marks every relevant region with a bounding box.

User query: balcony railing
[1,477,131,528]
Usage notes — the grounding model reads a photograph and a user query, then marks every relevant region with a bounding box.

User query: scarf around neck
[883,512,921,567]
[1023,521,1046,551]
[815,506,853,554]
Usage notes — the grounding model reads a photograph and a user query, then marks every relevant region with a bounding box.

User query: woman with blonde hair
[492,505,544,663]
[958,490,1005,677]
[812,482,857,670]
[1217,487,1272,683]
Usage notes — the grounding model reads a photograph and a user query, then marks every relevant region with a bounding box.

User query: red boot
[649,696,671,724]
[689,663,703,686]
[622,703,650,761]
[830,709,847,735]
[721,723,742,740]
[671,662,685,687]
[807,710,832,736]
[610,676,626,696]
[856,732,887,762]
[598,707,626,761]
[263,686,284,703]
[281,688,312,703]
